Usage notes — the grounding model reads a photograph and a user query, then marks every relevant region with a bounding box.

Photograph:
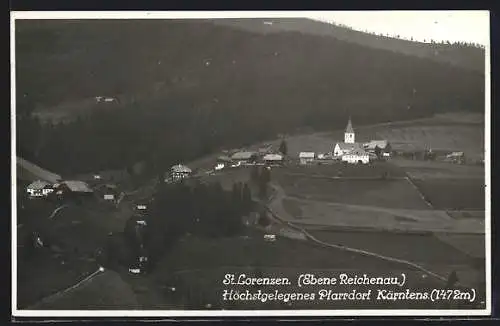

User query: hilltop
[212,18,485,73]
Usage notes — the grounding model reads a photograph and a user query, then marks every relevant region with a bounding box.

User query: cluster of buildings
[18,157,95,200]
[210,148,285,172]
[209,118,391,170]
[299,118,391,165]
[26,179,94,200]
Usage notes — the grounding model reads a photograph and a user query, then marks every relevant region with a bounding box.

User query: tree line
[109,179,255,270]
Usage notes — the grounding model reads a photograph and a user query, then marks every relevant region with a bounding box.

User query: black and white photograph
[11,10,491,317]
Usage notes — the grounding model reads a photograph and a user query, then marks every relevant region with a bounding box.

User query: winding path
[264,183,456,285]
[27,267,105,309]
[48,204,69,219]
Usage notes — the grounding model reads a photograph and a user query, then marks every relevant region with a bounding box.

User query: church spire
[344,116,355,144]
[345,116,354,134]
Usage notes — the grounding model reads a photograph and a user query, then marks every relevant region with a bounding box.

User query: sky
[307,11,489,46]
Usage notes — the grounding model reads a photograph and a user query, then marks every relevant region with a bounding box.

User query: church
[333,118,370,164]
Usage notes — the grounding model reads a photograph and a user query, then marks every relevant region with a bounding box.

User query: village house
[342,148,370,164]
[263,153,284,165]
[52,180,94,201]
[230,151,258,166]
[299,152,315,165]
[445,151,465,164]
[170,164,192,181]
[363,140,392,157]
[334,142,361,157]
[26,180,54,198]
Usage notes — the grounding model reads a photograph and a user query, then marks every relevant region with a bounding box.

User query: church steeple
[344,117,355,144]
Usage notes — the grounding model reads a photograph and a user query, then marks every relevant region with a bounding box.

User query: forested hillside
[15,19,485,175]
[212,18,485,73]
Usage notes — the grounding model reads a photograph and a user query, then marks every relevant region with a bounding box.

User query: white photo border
[10,10,492,318]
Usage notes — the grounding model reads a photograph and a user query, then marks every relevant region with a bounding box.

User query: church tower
[344,117,355,144]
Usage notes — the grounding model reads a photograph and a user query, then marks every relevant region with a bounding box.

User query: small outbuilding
[98,184,118,201]
[299,152,315,165]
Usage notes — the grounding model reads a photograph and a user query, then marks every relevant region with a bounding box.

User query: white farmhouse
[27,180,54,198]
[231,151,258,165]
[341,148,370,164]
[263,153,283,165]
[299,152,315,165]
[333,142,361,157]
[170,164,192,181]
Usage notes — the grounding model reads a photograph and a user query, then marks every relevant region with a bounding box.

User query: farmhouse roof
[171,164,192,173]
[446,151,464,157]
[364,140,389,150]
[263,153,283,161]
[27,180,51,190]
[231,151,256,160]
[299,152,315,159]
[217,155,233,162]
[61,180,93,193]
[17,157,62,184]
[345,117,354,133]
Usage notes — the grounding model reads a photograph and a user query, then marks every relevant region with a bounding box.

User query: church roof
[345,117,354,134]
[335,142,360,150]
[346,148,368,156]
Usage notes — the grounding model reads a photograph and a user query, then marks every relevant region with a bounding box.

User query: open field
[307,230,485,292]
[308,230,481,266]
[17,247,98,309]
[390,158,485,179]
[138,231,484,309]
[280,161,407,178]
[412,178,485,210]
[371,125,483,157]
[433,234,486,260]
[277,197,484,234]
[274,175,430,210]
